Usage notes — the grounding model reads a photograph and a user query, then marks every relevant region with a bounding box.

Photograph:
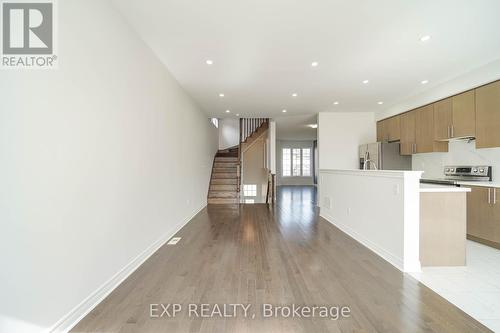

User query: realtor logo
[1,0,57,68]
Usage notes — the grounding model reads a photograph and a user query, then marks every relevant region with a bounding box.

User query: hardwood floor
[72,186,490,332]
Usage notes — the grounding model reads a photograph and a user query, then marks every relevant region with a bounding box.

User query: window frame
[281,147,312,177]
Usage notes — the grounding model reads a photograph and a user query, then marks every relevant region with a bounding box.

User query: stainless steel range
[421,165,492,185]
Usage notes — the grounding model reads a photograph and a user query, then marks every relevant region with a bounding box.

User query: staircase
[208,118,269,204]
[207,147,239,204]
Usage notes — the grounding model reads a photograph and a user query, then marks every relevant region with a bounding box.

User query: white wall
[276,140,315,186]
[318,112,376,169]
[0,1,218,332]
[218,118,239,150]
[413,140,500,181]
[319,170,422,272]
[377,58,500,121]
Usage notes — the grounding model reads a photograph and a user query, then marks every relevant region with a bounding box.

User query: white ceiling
[113,0,500,119]
[275,114,317,140]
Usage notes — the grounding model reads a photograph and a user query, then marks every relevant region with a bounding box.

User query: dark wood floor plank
[72,186,491,333]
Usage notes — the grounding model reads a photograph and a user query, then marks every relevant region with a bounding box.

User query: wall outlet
[393,184,400,195]
[347,207,351,215]
[323,197,331,209]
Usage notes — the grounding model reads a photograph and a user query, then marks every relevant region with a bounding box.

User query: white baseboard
[49,203,206,333]
[320,212,405,272]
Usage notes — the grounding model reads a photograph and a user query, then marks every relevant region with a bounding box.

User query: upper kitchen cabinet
[377,120,387,142]
[434,91,475,141]
[376,116,400,142]
[452,90,476,138]
[434,98,453,140]
[415,105,448,153]
[476,80,500,148]
[400,111,416,155]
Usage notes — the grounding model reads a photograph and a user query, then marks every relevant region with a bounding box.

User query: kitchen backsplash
[412,140,500,181]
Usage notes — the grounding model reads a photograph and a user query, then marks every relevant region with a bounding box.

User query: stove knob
[450,168,454,172]
[445,168,450,172]
[479,168,485,173]
[473,168,478,173]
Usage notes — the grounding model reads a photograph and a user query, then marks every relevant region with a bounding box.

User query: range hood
[437,136,475,142]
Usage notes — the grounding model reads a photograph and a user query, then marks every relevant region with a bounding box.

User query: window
[292,148,301,176]
[243,184,257,197]
[281,147,312,177]
[302,148,311,176]
[245,199,255,204]
[282,149,291,176]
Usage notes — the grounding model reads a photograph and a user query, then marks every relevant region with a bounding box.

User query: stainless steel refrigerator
[359,142,411,170]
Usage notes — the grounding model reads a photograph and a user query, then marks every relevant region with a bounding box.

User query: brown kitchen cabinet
[452,90,476,138]
[376,116,400,142]
[476,80,500,148]
[434,98,453,140]
[415,105,448,153]
[467,186,500,249]
[434,91,476,140]
[377,120,387,142]
[400,111,416,155]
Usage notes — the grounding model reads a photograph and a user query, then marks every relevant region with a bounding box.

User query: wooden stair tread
[212,173,237,179]
[211,178,238,185]
[208,198,239,204]
[208,191,238,198]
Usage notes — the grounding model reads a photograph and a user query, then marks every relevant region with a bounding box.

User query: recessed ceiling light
[225,109,230,113]
[219,93,224,97]
[282,109,287,113]
[362,80,369,84]
[309,124,318,129]
[311,61,319,67]
[206,59,213,65]
[421,80,429,84]
[333,101,339,105]
[292,93,298,97]
[377,101,384,105]
[420,35,431,42]
[236,114,240,117]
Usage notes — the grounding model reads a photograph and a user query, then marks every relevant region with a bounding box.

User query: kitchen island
[419,184,470,266]
[318,169,471,272]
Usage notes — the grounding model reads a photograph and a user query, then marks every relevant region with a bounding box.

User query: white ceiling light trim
[420,35,431,42]
[205,59,213,65]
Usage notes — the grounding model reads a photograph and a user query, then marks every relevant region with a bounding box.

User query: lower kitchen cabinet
[467,186,500,249]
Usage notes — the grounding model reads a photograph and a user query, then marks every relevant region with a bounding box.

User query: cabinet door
[415,105,436,153]
[377,120,388,142]
[400,111,416,155]
[434,98,452,140]
[467,186,495,241]
[492,188,500,244]
[476,81,500,148]
[387,116,401,142]
[452,90,475,138]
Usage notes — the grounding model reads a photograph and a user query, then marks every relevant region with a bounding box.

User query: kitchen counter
[420,184,471,193]
[457,181,500,188]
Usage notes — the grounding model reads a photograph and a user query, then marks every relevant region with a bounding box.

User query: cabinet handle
[447,126,450,138]
[494,188,497,205]
[488,188,491,204]
[451,125,454,138]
